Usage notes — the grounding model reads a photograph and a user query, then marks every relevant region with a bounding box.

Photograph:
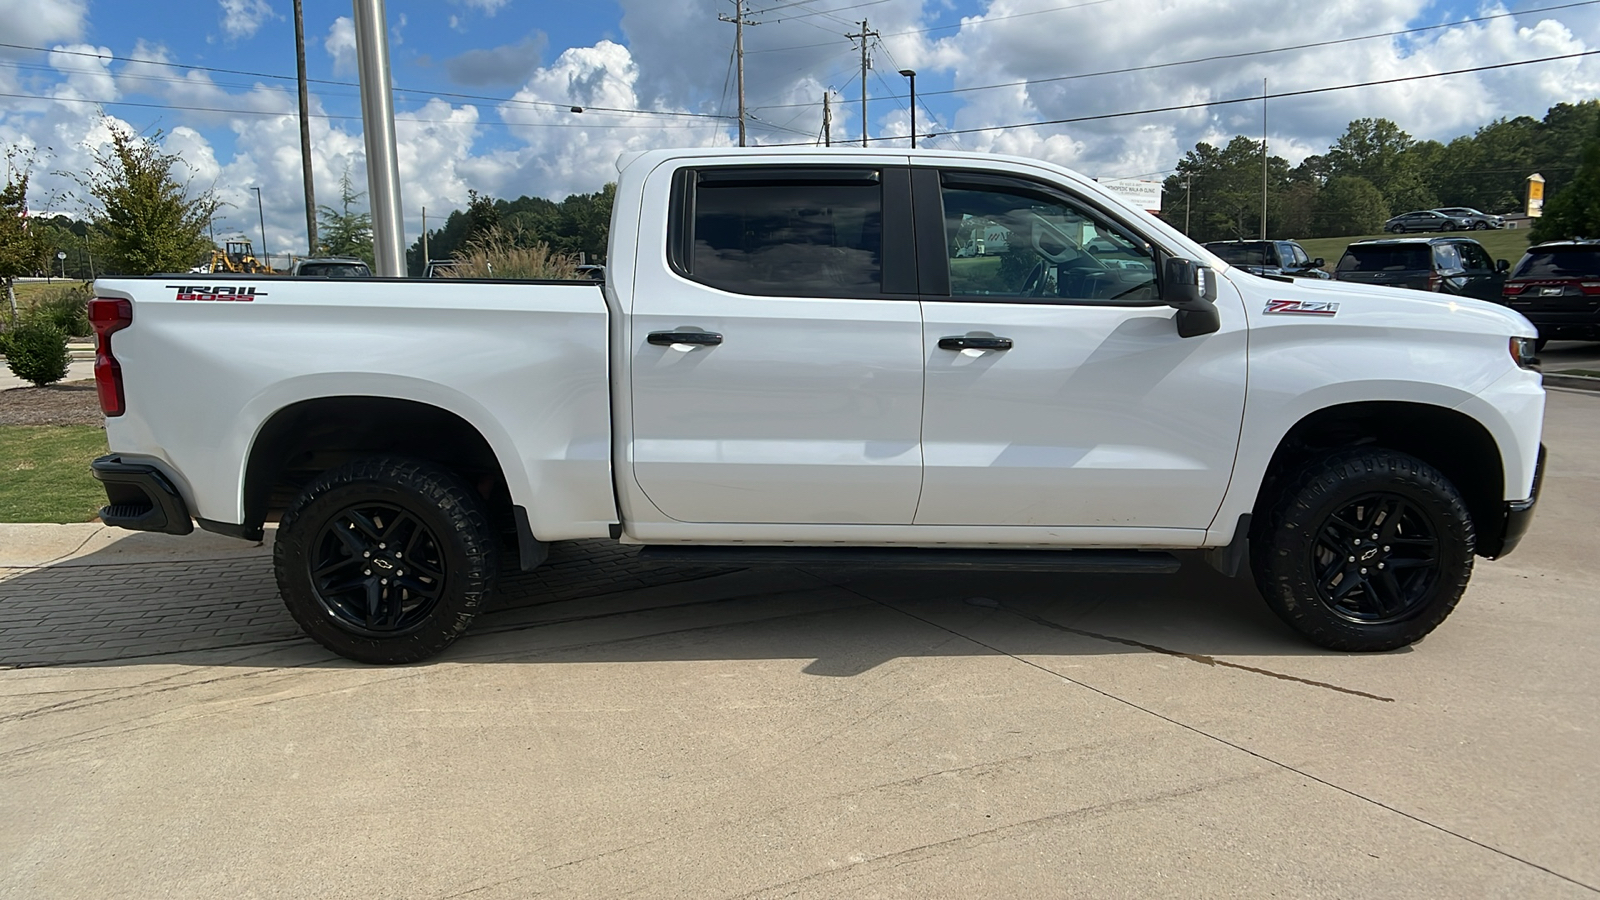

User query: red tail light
[88,298,132,417]
[1428,272,1442,291]
[1581,282,1600,296]
[1502,282,1525,296]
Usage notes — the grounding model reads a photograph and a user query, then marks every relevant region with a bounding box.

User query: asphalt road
[0,390,1596,899]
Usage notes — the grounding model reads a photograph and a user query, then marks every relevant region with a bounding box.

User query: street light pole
[898,69,916,148]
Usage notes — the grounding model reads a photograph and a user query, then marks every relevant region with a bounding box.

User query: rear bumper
[1479,444,1545,559]
[90,455,194,535]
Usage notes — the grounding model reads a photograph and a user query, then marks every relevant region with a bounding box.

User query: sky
[3,0,1599,256]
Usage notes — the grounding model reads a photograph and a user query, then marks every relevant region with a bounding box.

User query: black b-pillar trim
[909,167,951,296]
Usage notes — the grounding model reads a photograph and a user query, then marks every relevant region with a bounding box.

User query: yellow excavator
[205,239,269,274]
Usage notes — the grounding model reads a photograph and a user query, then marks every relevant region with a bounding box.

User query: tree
[1326,118,1434,214]
[1311,176,1389,236]
[1,152,51,319]
[82,126,219,275]
[464,189,500,245]
[317,167,373,265]
[1529,114,1600,243]
[1162,137,1291,241]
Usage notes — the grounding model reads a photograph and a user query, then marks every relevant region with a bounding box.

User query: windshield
[1337,245,1431,272]
[1511,250,1600,278]
[298,263,370,278]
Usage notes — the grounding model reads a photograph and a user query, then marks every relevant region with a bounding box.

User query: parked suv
[1383,210,1473,233]
[1334,237,1510,301]
[1433,207,1506,230]
[1202,240,1330,279]
[1499,239,1600,348]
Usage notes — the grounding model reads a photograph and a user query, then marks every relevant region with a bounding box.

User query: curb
[1545,372,1600,392]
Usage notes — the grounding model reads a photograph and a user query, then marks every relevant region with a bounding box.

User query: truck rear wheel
[1251,449,1474,652]
[273,456,498,664]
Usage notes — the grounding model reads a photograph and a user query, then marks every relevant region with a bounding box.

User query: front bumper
[91,455,194,535]
[1479,444,1545,559]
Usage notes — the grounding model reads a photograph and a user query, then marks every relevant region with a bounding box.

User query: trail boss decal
[1265,298,1338,316]
[165,285,266,302]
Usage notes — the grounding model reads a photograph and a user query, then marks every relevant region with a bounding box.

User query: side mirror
[1496,259,1511,273]
[1312,258,1325,268]
[1162,258,1221,338]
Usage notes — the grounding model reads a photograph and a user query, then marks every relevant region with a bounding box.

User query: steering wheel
[1020,261,1046,297]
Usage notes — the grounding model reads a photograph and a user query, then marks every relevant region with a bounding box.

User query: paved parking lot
[1,389,1596,898]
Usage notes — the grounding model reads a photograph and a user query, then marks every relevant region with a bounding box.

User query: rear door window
[1433,243,1461,271]
[670,166,886,297]
[1337,245,1431,272]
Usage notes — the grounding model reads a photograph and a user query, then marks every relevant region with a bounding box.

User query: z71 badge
[1265,298,1338,316]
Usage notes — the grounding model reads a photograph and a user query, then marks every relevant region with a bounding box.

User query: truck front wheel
[273,456,498,664]
[1251,449,1474,651]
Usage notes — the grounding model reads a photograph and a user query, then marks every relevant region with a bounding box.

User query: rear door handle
[647,331,723,347]
[938,335,1013,351]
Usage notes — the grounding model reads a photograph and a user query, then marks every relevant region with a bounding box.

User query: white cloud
[325,16,356,75]
[451,0,510,15]
[218,0,275,41]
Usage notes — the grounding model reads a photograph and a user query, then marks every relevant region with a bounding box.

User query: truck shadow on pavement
[0,537,1364,673]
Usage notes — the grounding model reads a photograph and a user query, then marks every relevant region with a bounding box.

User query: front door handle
[647,331,723,347]
[938,335,1013,351]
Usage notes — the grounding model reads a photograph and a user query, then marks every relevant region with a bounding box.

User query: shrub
[26,284,93,337]
[439,226,582,280]
[3,320,71,386]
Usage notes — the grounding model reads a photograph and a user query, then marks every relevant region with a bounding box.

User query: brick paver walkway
[0,540,731,667]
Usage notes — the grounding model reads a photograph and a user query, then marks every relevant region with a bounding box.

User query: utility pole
[1261,77,1268,241]
[293,0,317,255]
[1184,172,1192,234]
[848,20,878,147]
[421,206,428,271]
[822,91,831,147]
[719,0,760,147]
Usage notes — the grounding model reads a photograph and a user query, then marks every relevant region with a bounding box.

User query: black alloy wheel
[1308,492,1439,625]
[1252,448,1474,651]
[274,456,499,664]
[308,502,447,637]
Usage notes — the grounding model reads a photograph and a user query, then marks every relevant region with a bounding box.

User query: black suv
[1202,240,1330,279]
[1333,237,1509,301]
[1499,240,1600,347]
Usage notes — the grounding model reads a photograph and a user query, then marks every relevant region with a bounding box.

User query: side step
[636,545,1180,574]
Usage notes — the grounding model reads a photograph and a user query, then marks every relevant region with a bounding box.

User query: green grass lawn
[1297,229,1537,273]
[0,426,108,523]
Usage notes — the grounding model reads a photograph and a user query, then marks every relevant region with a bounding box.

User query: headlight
[1510,336,1541,371]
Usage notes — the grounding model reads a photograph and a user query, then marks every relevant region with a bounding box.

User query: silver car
[1432,207,1506,230]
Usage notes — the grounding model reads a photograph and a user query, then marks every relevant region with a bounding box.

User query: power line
[0,40,734,122]
[759,49,1600,146]
[747,0,1121,53]
[0,90,715,129]
[746,0,1600,110]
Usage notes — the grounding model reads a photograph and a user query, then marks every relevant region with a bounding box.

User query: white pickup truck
[87,148,1546,664]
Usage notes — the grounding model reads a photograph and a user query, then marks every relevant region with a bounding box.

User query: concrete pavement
[0,389,1596,898]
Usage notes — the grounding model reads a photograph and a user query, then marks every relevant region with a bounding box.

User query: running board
[636,545,1180,574]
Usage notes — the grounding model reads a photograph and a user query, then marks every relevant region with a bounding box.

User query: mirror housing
[1497,259,1511,273]
[1162,257,1221,338]
[1312,257,1325,268]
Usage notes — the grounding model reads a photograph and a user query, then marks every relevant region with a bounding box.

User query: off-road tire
[274,456,498,664]
[1251,448,1474,652]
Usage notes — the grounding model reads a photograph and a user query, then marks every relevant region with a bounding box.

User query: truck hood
[1222,268,1536,338]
